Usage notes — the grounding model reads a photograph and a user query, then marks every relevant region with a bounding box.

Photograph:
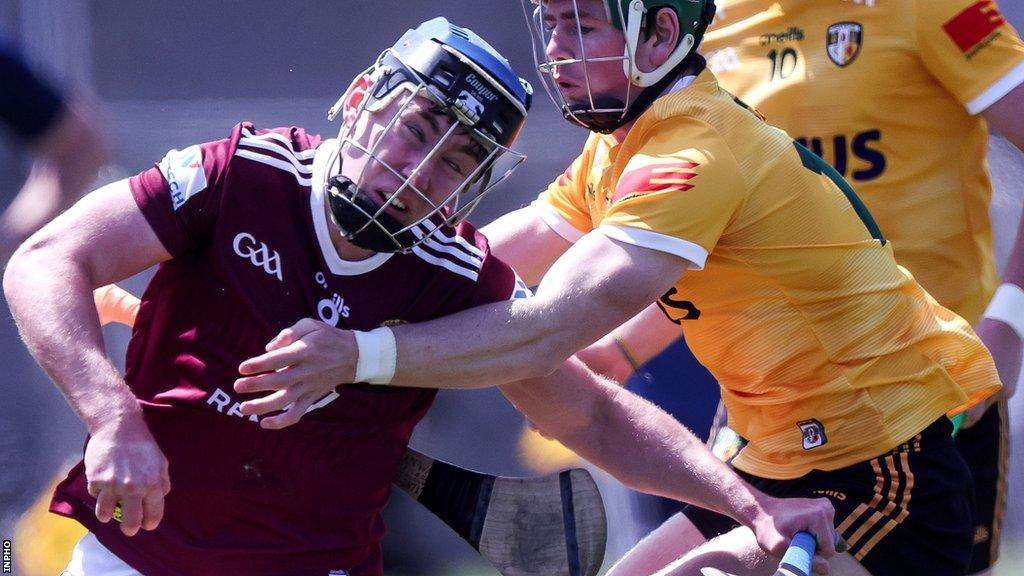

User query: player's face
[540,0,631,109]
[340,91,486,227]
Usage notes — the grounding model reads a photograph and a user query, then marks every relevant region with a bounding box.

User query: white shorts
[62,533,142,576]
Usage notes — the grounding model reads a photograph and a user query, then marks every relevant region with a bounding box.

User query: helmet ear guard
[323,17,532,254]
[622,1,695,87]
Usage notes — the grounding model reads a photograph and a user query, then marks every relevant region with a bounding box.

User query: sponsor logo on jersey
[207,388,260,422]
[233,232,283,281]
[943,1,1005,57]
[796,130,886,182]
[312,271,352,326]
[159,145,208,210]
[798,419,828,450]
[760,27,805,46]
[328,570,350,576]
[658,286,701,323]
[826,22,863,67]
[317,293,352,326]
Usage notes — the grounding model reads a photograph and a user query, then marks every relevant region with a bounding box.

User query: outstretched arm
[237,230,686,398]
[500,358,836,560]
[4,179,170,536]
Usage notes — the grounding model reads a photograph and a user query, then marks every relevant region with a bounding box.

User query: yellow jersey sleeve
[536,151,592,242]
[601,118,747,270]
[916,0,1024,113]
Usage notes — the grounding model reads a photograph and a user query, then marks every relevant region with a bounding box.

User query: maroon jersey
[51,123,522,575]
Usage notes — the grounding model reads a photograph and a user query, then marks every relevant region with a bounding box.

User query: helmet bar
[524,0,713,133]
[323,17,530,253]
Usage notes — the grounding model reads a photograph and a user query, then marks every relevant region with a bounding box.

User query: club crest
[826,22,863,67]
[798,419,828,450]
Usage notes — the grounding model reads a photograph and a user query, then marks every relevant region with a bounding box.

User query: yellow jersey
[534,70,1000,479]
[703,0,1024,323]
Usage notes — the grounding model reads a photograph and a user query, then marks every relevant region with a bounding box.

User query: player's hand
[84,414,170,537]
[963,318,1021,428]
[235,318,357,429]
[94,284,141,327]
[748,491,838,574]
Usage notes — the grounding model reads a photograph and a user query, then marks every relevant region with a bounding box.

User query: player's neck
[321,197,379,261]
[610,120,636,143]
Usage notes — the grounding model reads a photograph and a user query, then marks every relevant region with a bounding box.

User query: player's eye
[444,157,466,176]
[403,119,426,143]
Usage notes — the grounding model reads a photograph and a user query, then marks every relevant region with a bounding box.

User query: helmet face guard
[523,0,714,133]
[324,18,532,253]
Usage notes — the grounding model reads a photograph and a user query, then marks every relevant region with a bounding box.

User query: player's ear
[637,7,681,70]
[342,73,374,126]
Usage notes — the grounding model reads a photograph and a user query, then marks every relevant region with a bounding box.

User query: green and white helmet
[524,0,716,133]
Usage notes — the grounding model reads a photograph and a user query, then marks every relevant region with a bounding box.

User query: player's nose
[397,152,436,200]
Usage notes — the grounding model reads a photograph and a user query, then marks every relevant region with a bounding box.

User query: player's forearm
[569,380,765,526]
[509,360,766,529]
[390,234,678,389]
[3,246,141,433]
[393,294,586,388]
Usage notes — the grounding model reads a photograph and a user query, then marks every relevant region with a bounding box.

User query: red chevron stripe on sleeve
[614,162,699,201]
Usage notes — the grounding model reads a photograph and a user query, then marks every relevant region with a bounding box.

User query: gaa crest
[798,419,828,450]
[826,22,863,67]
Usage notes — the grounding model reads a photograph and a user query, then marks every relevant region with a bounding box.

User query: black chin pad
[327,175,416,253]
[563,98,627,134]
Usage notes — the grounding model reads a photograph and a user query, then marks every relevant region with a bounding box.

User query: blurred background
[0,1,1022,574]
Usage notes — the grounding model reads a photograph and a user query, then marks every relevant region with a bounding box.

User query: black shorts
[683,418,976,576]
[954,400,1009,573]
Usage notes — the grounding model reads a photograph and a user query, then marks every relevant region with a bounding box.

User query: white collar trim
[310,140,393,276]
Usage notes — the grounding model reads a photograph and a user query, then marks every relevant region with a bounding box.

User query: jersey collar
[310,139,394,276]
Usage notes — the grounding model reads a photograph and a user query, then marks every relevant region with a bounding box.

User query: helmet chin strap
[563,53,705,134]
[327,174,414,253]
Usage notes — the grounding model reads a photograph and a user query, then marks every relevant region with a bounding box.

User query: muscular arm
[482,208,684,384]
[399,231,680,386]
[239,229,690,391]
[481,205,573,286]
[500,359,836,558]
[3,179,171,534]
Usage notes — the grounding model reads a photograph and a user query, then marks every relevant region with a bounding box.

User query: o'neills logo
[760,27,805,45]
[465,73,497,102]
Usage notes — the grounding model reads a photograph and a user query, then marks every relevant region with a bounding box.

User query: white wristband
[353,327,397,385]
[983,283,1024,340]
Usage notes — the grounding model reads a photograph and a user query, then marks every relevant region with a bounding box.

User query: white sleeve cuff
[530,197,587,243]
[596,224,708,270]
[967,60,1024,115]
